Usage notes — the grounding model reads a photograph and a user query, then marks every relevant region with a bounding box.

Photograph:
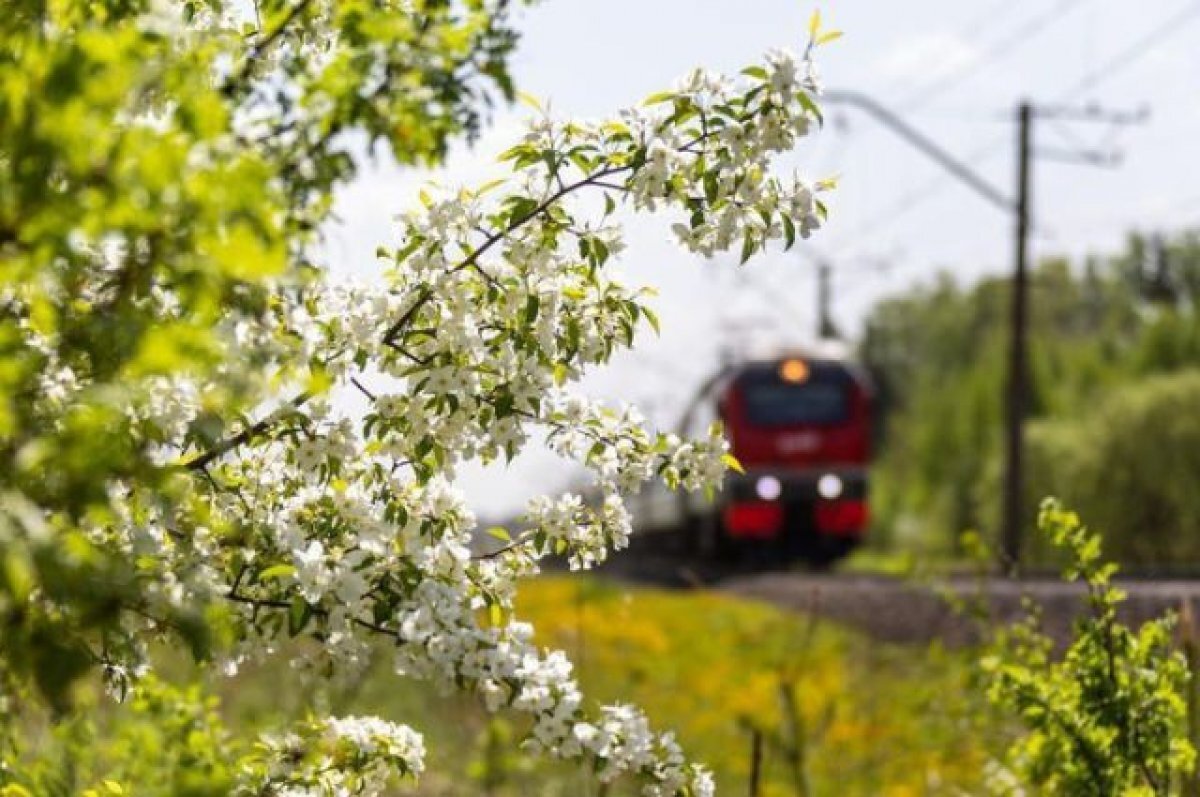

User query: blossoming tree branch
[0,1,838,793]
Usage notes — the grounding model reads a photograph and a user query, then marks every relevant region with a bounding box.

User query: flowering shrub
[0,1,837,793]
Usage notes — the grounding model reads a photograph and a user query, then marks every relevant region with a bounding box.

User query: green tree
[861,231,1200,557]
[2,0,526,709]
[2,1,841,793]
[1026,371,1200,564]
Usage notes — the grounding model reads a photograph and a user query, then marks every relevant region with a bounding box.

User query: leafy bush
[0,676,240,797]
[982,500,1195,794]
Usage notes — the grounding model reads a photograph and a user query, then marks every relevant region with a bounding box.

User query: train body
[632,352,873,566]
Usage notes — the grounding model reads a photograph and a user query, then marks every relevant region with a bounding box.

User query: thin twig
[184,392,311,471]
[221,0,316,96]
[350,377,377,402]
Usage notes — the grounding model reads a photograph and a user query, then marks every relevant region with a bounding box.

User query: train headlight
[779,358,809,383]
[817,473,844,500]
[755,475,782,501]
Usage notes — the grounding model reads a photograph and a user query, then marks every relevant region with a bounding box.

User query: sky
[321,0,1200,517]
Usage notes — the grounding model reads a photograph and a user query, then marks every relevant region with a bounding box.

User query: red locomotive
[633,351,873,567]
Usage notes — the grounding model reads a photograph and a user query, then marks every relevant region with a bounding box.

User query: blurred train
[632,348,874,567]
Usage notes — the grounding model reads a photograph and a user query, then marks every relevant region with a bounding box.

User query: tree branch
[221,0,316,97]
[184,392,311,471]
[382,164,632,347]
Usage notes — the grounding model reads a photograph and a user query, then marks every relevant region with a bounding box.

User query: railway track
[594,551,1200,647]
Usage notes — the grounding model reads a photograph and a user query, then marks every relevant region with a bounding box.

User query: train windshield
[738,366,850,426]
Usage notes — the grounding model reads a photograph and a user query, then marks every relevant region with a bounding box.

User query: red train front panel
[716,356,872,563]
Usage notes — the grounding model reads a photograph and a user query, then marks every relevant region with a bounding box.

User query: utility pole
[823,88,1146,574]
[998,101,1146,574]
[1001,101,1032,573]
[816,262,838,340]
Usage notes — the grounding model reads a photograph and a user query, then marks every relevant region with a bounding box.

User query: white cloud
[873,31,979,83]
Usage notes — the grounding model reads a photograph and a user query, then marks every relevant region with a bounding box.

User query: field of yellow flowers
[12,575,1002,795]
[240,575,1002,796]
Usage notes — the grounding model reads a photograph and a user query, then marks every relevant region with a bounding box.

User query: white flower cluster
[392,582,711,794]
[251,715,425,796]
[544,391,731,494]
[51,46,833,797]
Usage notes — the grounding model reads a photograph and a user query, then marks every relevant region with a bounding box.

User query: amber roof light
[778,358,809,383]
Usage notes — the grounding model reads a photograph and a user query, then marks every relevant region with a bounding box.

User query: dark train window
[738,366,850,426]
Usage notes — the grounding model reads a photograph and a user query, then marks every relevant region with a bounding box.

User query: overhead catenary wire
[813,0,1194,272]
[812,1,1097,256]
[900,0,1089,111]
[878,0,1031,102]
[820,132,1010,259]
[1055,0,1200,100]
[741,1,1194,350]
[822,0,1088,252]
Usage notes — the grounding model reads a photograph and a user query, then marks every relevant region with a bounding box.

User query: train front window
[741,378,849,426]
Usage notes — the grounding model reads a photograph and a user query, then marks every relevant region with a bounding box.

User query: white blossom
[19,44,837,797]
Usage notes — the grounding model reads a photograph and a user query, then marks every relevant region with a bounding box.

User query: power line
[822,133,1010,259]
[827,0,1086,247]
[901,0,1088,110]
[880,0,1028,101]
[1057,0,1200,99]
[960,0,1035,40]
[739,3,1190,356]
[817,0,1190,267]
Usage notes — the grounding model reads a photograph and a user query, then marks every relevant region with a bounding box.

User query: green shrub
[982,500,1195,794]
[1025,371,1200,564]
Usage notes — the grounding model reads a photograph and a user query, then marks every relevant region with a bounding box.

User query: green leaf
[517,91,544,112]
[475,177,508,196]
[486,526,512,542]
[721,453,745,474]
[739,232,756,265]
[201,220,288,279]
[781,213,797,249]
[643,307,661,335]
[126,323,219,377]
[642,91,676,106]
[498,144,534,162]
[797,91,824,124]
[288,597,313,636]
[258,564,296,581]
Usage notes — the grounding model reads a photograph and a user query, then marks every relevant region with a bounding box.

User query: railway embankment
[721,572,1200,646]
[597,553,1200,646]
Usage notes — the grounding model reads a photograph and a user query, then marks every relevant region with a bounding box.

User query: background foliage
[862,229,1200,565]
